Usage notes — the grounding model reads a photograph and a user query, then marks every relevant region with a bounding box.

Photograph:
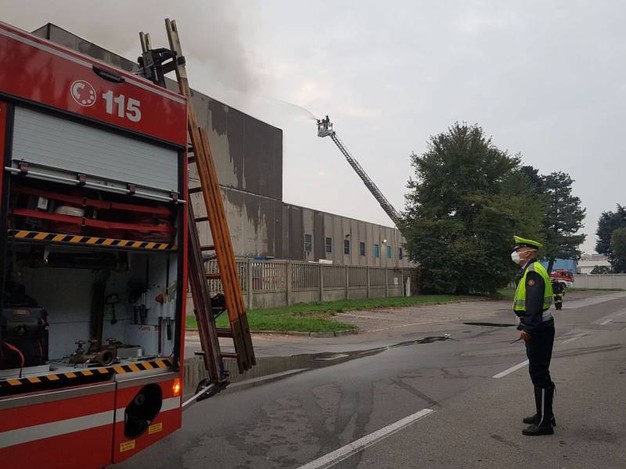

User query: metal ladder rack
[138,19,255,399]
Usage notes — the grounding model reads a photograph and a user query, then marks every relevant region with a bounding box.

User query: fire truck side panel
[0,21,189,468]
[0,382,116,469]
[0,21,186,145]
[111,373,182,463]
[3,426,116,469]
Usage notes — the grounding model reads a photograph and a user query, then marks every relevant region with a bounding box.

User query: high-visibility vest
[513,261,553,314]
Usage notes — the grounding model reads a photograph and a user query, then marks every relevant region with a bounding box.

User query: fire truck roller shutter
[11,106,178,199]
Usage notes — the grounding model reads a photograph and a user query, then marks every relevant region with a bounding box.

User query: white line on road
[493,360,529,379]
[561,332,587,343]
[594,309,626,326]
[493,330,591,378]
[296,408,435,469]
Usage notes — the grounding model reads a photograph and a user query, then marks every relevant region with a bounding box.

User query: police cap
[513,235,542,250]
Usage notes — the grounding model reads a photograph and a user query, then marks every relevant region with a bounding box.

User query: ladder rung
[188,155,196,164]
[201,244,215,251]
[216,328,233,338]
[221,352,238,359]
[194,216,209,223]
[206,273,221,280]
[189,186,203,194]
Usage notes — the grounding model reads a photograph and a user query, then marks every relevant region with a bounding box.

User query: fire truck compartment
[1,99,185,391]
[10,106,180,202]
[1,249,179,370]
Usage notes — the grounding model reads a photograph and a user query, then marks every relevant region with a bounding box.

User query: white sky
[3,0,623,254]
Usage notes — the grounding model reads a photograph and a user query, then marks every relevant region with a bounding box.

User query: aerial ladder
[138,19,255,401]
[317,116,404,230]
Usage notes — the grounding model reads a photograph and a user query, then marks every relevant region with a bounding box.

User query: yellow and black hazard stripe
[110,358,173,375]
[0,367,113,395]
[9,230,175,251]
[0,359,173,395]
[1,366,112,389]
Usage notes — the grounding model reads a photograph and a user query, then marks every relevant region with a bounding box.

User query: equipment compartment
[1,177,182,385]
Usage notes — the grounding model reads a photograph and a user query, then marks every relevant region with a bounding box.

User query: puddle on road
[184,335,452,397]
[390,335,451,347]
[463,322,516,327]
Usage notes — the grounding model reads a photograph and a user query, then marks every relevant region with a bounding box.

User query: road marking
[562,332,587,343]
[494,330,591,379]
[296,408,435,469]
[594,309,626,326]
[493,360,528,379]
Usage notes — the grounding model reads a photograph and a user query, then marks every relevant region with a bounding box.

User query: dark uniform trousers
[525,319,555,389]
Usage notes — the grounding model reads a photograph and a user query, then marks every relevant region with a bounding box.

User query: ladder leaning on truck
[0,18,253,469]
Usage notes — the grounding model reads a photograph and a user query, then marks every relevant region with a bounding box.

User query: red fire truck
[0,21,192,467]
[550,269,574,288]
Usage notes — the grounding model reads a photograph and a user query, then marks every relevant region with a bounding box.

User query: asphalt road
[113,291,626,469]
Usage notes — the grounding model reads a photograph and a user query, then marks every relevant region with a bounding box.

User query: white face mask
[511,251,522,264]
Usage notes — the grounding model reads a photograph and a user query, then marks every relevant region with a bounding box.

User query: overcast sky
[3,0,623,254]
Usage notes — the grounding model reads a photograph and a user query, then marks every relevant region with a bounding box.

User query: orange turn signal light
[172,378,181,397]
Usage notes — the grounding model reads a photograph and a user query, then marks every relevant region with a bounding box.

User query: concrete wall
[574,275,626,289]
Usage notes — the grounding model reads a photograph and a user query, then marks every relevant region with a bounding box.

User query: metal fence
[199,259,419,309]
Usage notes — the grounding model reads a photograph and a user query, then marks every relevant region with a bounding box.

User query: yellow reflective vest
[513,261,553,314]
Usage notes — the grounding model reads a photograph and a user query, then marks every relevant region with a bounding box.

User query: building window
[304,234,312,252]
[386,245,392,258]
[325,237,333,253]
[399,247,403,260]
[359,242,365,256]
[344,239,350,255]
[373,244,380,258]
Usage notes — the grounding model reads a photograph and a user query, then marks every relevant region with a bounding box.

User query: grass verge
[186,294,480,333]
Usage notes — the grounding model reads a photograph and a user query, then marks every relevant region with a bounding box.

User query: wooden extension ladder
[138,19,255,399]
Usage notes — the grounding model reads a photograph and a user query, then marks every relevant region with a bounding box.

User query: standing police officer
[511,236,556,436]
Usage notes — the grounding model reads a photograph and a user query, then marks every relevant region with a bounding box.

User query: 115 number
[102,90,142,122]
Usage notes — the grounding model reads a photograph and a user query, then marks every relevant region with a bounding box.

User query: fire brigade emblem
[70,80,97,107]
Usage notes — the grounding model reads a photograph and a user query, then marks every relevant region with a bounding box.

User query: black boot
[522,414,556,426]
[522,387,554,436]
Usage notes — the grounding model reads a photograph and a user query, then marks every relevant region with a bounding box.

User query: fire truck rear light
[172,378,181,396]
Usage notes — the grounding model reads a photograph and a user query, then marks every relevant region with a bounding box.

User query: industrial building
[32,23,411,269]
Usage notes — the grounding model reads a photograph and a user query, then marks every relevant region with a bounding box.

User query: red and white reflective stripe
[0,410,114,448]
[114,396,181,422]
[0,397,181,448]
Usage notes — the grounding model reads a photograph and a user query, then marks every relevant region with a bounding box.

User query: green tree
[520,165,544,191]
[596,205,626,271]
[541,172,586,272]
[404,123,543,294]
[610,227,626,273]
[521,165,587,271]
